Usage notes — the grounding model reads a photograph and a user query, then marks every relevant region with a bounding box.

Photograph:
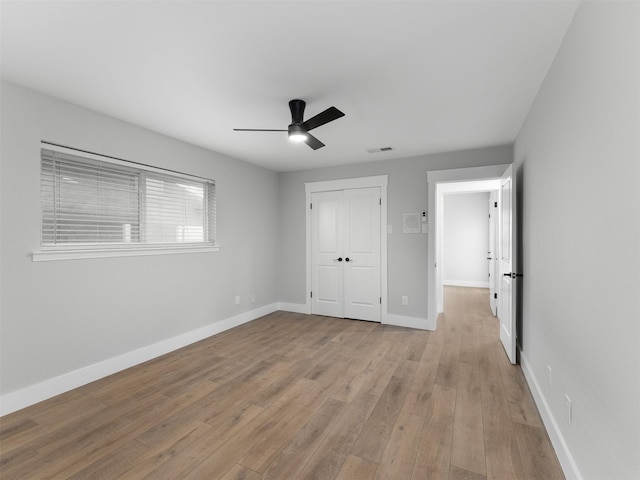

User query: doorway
[427,164,518,363]
[438,181,500,315]
[427,165,508,324]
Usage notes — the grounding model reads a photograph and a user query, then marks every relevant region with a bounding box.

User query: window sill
[32,244,221,262]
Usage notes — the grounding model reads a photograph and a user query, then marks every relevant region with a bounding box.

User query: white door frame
[427,165,510,330]
[305,175,388,320]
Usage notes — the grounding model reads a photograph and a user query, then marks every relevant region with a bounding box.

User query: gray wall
[278,145,511,319]
[514,2,640,478]
[0,81,280,395]
[443,192,490,287]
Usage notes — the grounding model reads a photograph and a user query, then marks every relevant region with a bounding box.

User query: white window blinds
[41,146,216,249]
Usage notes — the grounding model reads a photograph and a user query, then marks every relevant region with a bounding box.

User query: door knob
[345,257,351,262]
[334,257,343,262]
[503,272,523,278]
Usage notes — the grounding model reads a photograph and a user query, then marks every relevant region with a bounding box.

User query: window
[36,143,217,261]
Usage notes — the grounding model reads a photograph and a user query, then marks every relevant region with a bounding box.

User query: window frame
[33,142,220,262]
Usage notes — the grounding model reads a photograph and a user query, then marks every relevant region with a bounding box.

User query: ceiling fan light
[288,124,308,142]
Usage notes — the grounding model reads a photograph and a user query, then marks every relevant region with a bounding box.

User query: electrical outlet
[402,296,408,305]
[235,295,240,305]
[565,395,572,424]
[547,365,552,390]
[251,294,256,304]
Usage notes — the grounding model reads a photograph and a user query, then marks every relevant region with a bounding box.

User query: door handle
[334,257,343,262]
[503,272,523,278]
[345,257,351,262]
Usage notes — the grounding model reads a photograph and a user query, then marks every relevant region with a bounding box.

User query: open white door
[498,165,518,364]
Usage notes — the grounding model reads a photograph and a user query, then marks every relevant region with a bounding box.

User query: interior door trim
[305,175,388,321]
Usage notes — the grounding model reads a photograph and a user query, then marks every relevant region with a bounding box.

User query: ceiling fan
[233,99,345,150]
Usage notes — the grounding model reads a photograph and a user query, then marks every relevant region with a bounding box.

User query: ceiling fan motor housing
[289,99,306,125]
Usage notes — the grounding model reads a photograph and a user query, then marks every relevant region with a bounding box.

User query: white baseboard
[0,303,279,416]
[520,351,583,480]
[383,313,433,331]
[443,279,490,288]
[277,302,308,314]
[276,305,437,332]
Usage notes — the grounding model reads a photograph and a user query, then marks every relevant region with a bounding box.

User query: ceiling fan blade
[304,132,325,150]
[301,106,345,131]
[233,128,287,132]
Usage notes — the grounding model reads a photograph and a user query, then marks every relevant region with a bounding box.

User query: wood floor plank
[373,409,423,479]
[0,417,38,441]
[459,334,479,366]
[475,335,502,386]
[334,454,378,480]
[140,403,265,479]
[1,392,168,479]
[450,464,488,480]
[48,392,205,479]
[250,360,316,408]
[350,359,417,463]
[403,329,430,362]
[218,464,262,480]
[498,356,543,428]
[295,390,379,480]
[67,439,150,480]
[513,422,565,480]
[113,421,212,479]
[411,384,456,480]
[480,377,526,480]
[0,444,39,474]
[402,355,438,417]
[435,333,462,388]
[451,363,486,475]
[260,398,347,480]
[135,380,221,448]
[237,379,328,472]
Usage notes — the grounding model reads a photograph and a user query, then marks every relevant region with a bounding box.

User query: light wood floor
[0,286,564,479]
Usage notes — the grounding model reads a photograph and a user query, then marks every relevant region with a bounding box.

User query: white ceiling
[0,0,579,172]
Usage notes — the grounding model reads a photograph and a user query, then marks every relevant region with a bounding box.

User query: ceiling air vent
[366,147,393,153]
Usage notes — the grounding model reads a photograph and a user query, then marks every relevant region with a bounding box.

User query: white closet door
[311,190,344,318]
[311,188,381,322]
[343,187,381,322]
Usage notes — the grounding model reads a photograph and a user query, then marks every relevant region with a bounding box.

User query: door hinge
[494,293,498,299]
[310,291,313,298]
[310,203,313,209]
[380,297,382,304]
[379,198,382,205]
[494,201,498,207]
